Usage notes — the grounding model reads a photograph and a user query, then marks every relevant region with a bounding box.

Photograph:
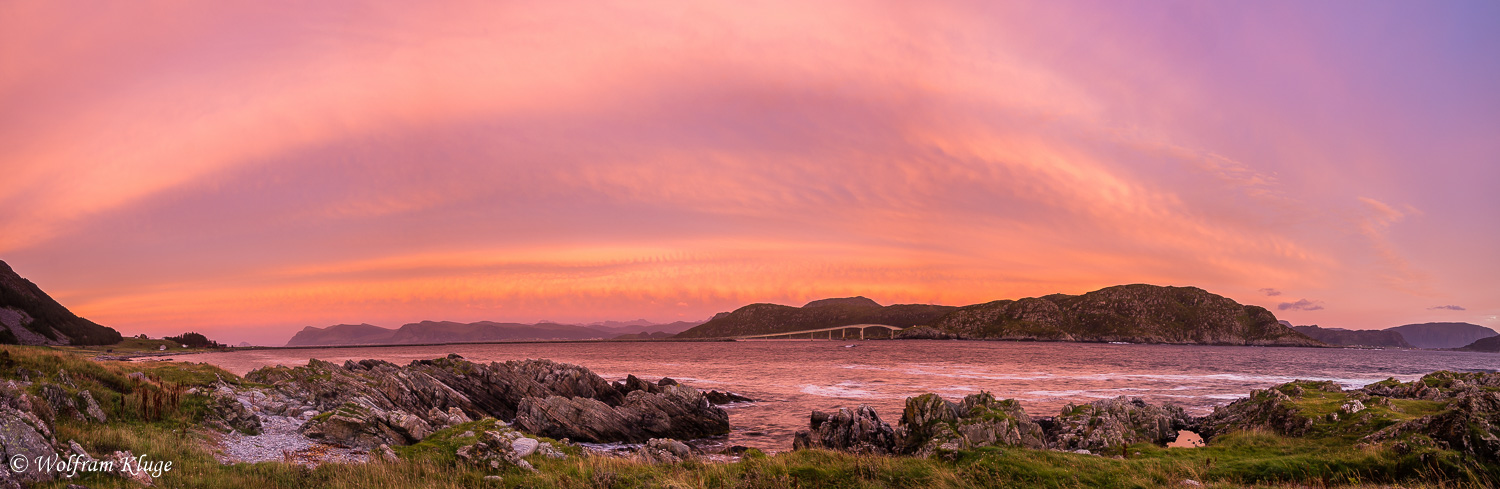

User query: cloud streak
[2,1,1497,344]
[1278,299,1325,312]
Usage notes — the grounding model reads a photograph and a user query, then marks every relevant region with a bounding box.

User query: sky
[2,1,1497,346]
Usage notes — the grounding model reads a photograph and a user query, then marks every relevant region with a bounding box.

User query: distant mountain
[284,320,619,346]
[285,323,398,346]
[386,321,609,344]
[930,285,1321,346]
[1457,335,1500,353]
[283,318,708,346]
[675,297,958,338]
[1288,324,1413,348]
[0,260,121,345]
[1385,322,1498,349]
[586,319,704,335]
[611,331,675,340]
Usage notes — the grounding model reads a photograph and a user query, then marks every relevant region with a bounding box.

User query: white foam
[800,382,883,399]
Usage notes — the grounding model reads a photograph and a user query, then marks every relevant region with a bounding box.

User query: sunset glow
[3,1,1496,345]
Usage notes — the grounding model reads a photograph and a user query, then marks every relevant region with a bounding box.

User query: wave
[800,382,885,399]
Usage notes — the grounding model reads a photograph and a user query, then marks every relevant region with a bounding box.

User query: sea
[182,340,1499,453]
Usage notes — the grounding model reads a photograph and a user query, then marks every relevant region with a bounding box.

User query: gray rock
[703,390,755,405]
[40,384,83,421]
[1341,400,1366,414]
[455,430,535,472]
[892,392,1047,455]
[1052,396,1191,452]
[511,437,539,458]
[514,384,728,443]
[375,444,399,463]
[79,390,107,423]
[57,369,76,389]
[108,450,153,486]
[205,385,261,435]
[299,401,429,449]
[792,405,897,454]
[0,405,58,486]
[639,438,693,463]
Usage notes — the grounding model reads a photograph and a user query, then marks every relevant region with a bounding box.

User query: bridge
[732,324,905,340]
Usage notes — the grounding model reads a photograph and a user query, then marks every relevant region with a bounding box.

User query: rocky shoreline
[5,349,1500,488]
[793,371,1500,464]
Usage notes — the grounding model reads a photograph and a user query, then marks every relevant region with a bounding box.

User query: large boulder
[455,430,536,472]
[39,384,83,421]
[638,438,694,463]
[792,405,897,454]
[1052,396,1191,451]
[703,390,754,405]
[299,401,432,449]
[513,384,728,442]
[0,405,58,488]
[893,393,1046,454]
[204,384,262,435]
[79,390,107,423]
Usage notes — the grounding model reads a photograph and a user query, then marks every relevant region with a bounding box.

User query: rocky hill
[0,260,121,345]
[1288,324,1414,348]
[285,323,399,346]
[1457,335,1500,352]
[929,284,1322,346]
[674,297,957,338]
[1385,322,1498,349]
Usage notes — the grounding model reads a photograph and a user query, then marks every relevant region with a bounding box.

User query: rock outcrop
[794,392,1188,455]
[514,384,729,443]
[248,355,728,446]
[455,430,536,472]
[1052,396,1191,451]
[0,405,58,488]
[1,381,60,489]
[1196,380,1343,439]
[792,405,897,454]
[79,390,106,423]
[299,401,432,449]
[205,384,262,435]
[638,438,694,463]
[703,390,754,405]
[1195,372,1500,464]
[893,393,1047,454]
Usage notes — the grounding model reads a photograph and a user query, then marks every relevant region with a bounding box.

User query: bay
[184,340,1498,452]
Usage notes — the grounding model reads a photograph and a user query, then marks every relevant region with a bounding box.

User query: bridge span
[732,324,904,340]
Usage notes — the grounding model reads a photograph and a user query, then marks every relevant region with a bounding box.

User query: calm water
[184,340,1498,452]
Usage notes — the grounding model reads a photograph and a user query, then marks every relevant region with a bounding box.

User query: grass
[26,422,1499,489]
[56,336,232,355]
